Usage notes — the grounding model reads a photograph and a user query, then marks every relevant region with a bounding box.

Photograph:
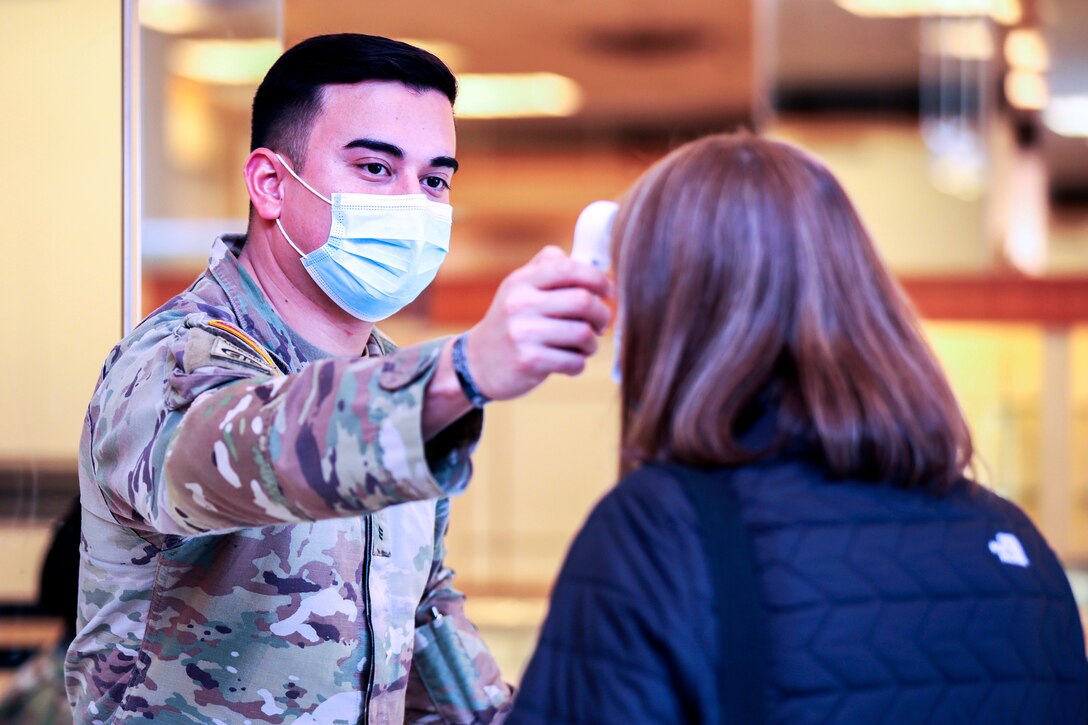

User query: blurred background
[1,0,1086,691]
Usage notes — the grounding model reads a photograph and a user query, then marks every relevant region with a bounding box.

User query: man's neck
[238,227,375,358]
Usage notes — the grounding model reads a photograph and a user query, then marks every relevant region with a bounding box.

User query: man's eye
[359,163,388,176]
[423,176,449,191]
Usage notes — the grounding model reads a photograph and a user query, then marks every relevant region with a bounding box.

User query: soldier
[66,34,611,723]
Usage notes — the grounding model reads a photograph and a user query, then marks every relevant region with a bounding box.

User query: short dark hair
[250,34,457,170]
[616,133,974,490]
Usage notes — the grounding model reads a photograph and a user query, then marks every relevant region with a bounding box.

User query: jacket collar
[734,397,824,466]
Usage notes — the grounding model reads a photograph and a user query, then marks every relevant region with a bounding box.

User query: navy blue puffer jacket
[510,457,1088,724]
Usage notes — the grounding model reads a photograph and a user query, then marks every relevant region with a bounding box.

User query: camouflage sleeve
[405,499,513,724]
[89,313,481,537]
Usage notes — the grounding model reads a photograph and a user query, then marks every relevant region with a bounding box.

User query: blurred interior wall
[770,119,993,273]
[0,0,122,464]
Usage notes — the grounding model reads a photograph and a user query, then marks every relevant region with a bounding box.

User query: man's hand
[465,246,612,401]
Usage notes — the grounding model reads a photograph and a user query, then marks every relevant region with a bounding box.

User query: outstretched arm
[90,247,609,539]
[87,329,477,537]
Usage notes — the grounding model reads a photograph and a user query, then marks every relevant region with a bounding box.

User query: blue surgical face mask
[274,154,453,322]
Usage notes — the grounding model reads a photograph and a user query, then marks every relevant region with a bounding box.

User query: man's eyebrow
[344,138,458,172]
[344,138,404,158]
[431,156,459,173]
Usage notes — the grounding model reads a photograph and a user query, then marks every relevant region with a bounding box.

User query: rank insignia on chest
[373,518,391,558]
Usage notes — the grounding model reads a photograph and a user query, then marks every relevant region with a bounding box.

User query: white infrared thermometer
[571,200,618,273]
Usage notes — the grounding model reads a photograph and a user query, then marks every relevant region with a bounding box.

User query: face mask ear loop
[273,152,332,205]
[272,152,331,258]
[275,218,307,258]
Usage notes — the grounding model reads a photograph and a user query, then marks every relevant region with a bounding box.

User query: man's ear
[244,149,285,221]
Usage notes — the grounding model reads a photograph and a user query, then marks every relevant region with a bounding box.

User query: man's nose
[390,173,419,195]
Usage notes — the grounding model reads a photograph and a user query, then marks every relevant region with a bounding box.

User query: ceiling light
[929,153,986,200]
[455,73,583,119]
[140,0,211,34]
[921,18,994,60]
[1004,70,1048,110]
[1044,96,1088,137]
[836,0,1021,25]
[168,38,283,86]
[1004,28,1049,72]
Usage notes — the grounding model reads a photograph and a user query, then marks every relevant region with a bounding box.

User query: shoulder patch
[183,320,281,376]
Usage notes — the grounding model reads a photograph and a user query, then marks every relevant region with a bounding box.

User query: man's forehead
[310,80,456,157]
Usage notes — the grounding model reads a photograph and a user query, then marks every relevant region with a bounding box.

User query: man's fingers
[545,320,600,356]
[519,252,612,298]
[535,288,612,333]
[516,345,589,379]
[512,318,600,357]
[472,247,611,400]
[527,245,569,266]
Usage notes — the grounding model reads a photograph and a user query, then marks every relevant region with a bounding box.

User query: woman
[509,134,1088,724]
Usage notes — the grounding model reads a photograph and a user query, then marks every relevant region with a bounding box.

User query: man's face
[277,80,457,256]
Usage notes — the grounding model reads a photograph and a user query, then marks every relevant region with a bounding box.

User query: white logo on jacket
[988,532,1030,567]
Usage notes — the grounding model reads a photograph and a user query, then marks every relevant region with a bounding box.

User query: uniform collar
[205,235,389,368]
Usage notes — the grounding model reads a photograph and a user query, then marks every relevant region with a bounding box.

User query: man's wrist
[451,334,491,408]
[421,338,476,441]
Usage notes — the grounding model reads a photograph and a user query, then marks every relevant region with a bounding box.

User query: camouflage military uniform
[66,236,511,723]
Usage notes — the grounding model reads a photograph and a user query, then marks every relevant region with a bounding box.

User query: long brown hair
[615,133,973,490]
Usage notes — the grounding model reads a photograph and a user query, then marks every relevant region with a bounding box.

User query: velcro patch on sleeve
[183,325,279,376]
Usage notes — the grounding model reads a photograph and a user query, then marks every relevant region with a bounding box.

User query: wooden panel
[0,618,62,650]
[142,269,202,318]
[146,269,1088,327]
[901,276,1088,325]
[428,277,504,326]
